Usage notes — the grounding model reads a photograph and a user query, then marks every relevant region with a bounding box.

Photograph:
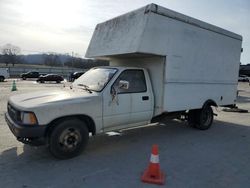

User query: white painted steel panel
[86,7,148,58]
[110,57,165,116]
[86,3,242,58]
[163,83,237,112]
[102,67,153,130]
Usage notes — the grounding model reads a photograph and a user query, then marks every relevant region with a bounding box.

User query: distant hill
[19,54,71,65]
[0,53,109,68]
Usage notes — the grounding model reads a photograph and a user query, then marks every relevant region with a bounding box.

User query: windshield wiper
[77,84,92,93]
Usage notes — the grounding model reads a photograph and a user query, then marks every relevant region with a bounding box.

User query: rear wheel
[49,118,89,159]
[197,105,213,130]
[188,106,214,130]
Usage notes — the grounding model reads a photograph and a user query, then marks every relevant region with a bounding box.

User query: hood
[9,89,99,110]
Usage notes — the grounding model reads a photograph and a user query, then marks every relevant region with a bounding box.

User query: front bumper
[5,112,47,139]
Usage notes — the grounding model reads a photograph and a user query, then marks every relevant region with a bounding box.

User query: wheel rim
[201,107,212,126]
[59,127,82,151]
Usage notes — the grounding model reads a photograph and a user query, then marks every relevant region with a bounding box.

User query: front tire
[49,119,89,159]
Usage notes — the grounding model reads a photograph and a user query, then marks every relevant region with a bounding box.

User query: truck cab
[72,66,154,131]
[5,66,154,159]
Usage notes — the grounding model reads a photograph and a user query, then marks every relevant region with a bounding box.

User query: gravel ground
[0,80,249,188]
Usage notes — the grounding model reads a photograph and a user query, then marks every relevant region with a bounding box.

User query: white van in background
[0,68,9,82]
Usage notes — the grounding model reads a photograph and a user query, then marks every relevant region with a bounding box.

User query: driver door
[102,69,153,131]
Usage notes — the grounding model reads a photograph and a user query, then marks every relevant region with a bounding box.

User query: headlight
[21,112,38,125]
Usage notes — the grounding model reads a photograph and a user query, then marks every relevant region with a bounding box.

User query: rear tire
[188,106,213,130]
[196,105,213,130]
[49,118,89,159]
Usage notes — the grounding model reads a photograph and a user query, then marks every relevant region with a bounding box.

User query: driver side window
[113,69,147,94]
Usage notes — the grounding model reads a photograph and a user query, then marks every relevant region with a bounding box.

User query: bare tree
[1,43,21,66]
[43,53,62,67]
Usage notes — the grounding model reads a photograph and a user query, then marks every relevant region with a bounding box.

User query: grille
[7,103,21,123]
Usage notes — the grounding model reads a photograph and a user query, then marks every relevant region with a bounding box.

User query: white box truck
[5,4,242,159]
[0,68,9,82]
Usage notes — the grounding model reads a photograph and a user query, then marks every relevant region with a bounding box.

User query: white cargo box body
[86,4,242,115]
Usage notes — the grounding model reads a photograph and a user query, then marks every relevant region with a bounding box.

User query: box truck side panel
[140,13,242,83]
[138,13,242,112]
[110,56,165,116]
[163,83,237,112]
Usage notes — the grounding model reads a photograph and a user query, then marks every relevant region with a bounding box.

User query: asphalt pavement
[0,80,249,188]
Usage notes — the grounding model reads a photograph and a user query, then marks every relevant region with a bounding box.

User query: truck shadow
[0,144,50,163]
[1,119,249,161]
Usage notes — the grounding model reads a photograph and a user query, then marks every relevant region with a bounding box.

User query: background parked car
[20,71,40,80]
[37,74,64,83]
[0,68,9,82]
[238,75,249,82]
[70,71,85,82]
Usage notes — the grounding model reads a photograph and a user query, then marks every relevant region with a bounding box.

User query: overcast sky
[0,0,249,64]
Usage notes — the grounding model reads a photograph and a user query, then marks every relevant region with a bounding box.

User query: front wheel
[49,119,89,159]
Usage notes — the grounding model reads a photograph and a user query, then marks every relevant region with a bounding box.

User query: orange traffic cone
[141,145,165,185]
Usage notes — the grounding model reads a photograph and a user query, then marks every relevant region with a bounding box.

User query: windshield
[72,68,117,92]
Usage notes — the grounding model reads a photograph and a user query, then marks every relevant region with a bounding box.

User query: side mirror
[119,80,129,90]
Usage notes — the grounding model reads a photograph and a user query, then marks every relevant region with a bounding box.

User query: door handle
[142,96,149,101]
